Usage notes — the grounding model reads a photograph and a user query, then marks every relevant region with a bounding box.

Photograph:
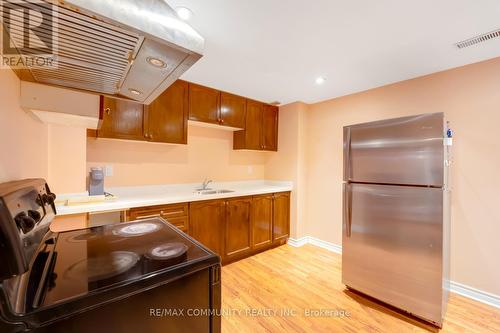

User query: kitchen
[1,0,500,332]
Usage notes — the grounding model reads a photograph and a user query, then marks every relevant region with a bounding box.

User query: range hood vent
[455,29,500,49]
[1,0,204,105]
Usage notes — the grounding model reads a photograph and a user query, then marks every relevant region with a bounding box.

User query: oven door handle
[32,248,56,309]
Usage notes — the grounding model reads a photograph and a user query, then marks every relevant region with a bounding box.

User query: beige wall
[48,124,87,193]
[265,102,308,239]
[303,57,500,296]
[0,69,49,182]
[0,68,87,194]
[87,125,269,187]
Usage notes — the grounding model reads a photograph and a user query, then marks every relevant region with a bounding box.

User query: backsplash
[86,125,269,187]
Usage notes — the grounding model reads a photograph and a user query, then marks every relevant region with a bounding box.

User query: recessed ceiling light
[315,76,326,85]
[129,88,142,96]
[176,7,193,21]
[146,57,166,68]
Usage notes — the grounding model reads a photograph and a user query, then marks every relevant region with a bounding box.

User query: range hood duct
[1,0,204,104]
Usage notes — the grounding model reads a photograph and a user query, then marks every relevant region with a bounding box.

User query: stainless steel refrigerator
[342,112,451,327]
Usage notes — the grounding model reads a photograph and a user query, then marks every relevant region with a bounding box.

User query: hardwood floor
[221,244,500,333]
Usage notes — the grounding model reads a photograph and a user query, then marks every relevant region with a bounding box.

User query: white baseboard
[288,236,342,254]
[449,281,500,308]
[287,237,500,309]
[286,237,309,247]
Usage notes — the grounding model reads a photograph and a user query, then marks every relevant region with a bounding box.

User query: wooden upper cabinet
[251,194,273,250]
[234,100,278,151]
[144,80,188,144]
[95,81,278,150]
[273,192,290,243]
[262,104,278,151]
[225,197,252,260]
[188,83,221,124]
[220,92,246,129]
[234,99,263,150]
[189,200,226,256]
[97,96,145,141]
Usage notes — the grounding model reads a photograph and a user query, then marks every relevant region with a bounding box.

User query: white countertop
[55,180,293,216]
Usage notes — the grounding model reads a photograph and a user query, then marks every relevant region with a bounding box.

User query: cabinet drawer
[128,203,188,220]
[166,216,188,232]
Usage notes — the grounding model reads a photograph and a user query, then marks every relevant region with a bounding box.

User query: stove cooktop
[41,218,212,307]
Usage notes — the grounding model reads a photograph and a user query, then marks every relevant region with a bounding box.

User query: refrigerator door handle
[343,127,352,181]
[343,183,353,237]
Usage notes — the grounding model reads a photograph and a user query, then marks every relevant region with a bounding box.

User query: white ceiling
[167,0,500,105]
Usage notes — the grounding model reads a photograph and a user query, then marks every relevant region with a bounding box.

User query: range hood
[2,0,204,105]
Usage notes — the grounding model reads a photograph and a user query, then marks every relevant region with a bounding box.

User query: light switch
[247,166,253,175]
[104,165,114,177]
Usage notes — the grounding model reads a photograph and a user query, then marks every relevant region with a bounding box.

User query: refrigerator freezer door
[342,183,443,325]
[344,113,444,186]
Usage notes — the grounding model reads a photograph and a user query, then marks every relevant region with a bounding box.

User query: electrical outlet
[247,166,253,175]
[104,165,114,177]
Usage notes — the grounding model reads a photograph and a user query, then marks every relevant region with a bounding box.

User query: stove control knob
[43,193,56,205]
[28,210,42,222]
[14,212,36,234]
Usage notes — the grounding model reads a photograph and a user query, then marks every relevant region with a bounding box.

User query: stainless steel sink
[194,189,235,195]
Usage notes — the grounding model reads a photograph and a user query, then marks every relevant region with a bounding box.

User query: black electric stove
[0,179,221,333]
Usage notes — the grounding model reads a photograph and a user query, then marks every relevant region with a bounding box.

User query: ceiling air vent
[455,29,500,49]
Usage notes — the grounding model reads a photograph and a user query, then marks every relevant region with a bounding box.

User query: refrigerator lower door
[344,113,444,187]
[342,183,444,325]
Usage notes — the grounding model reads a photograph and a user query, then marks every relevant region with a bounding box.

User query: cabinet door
[220,92,246,129]
[262,104,278,151]
[225,197,252,260]
[251,194,273,249]
[234,99,263,150]
[144,80,188,144]
[188,83,221,124]
[189,200,225,256]
[98,96,145,140]
[273,192,290,243]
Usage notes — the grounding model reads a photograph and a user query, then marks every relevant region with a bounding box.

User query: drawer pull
[136,214,161,220]
[160,210,185,216]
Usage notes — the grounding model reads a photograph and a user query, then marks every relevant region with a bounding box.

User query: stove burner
[112,222,161,237]
[65,251,140,282]
[148,243,188,259]
[143,243,188,270]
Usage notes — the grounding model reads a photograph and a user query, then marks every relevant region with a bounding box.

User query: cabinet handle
[105,108,111,115]
[161,210,185,216]
[136,214,161,220]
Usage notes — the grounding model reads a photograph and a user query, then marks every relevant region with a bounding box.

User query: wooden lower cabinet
[251,194,273,249]
[224,197,252,260]
[189,200,226,256]
[273,192,290,243]
[126,192,290,264]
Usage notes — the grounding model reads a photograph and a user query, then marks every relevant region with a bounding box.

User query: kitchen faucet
[201,179,213,190]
